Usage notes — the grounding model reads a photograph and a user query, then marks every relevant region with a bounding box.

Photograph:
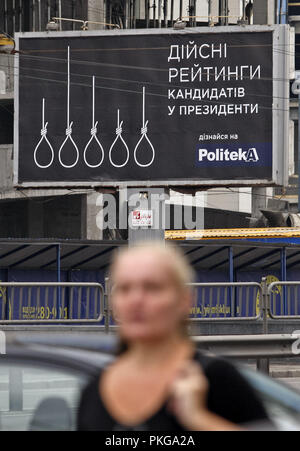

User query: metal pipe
[52,17,120,29]
[38,0,41,31]
[32,0,36,31]
[219,0,229,25]
[189,0,193,26]
[108,1,112,29]
[193,0,197,26]
[281,0,288,24]
[145,0,150,27]
[19,0,22,32]
[72,0,76,30]
[163,0,168,27]
[219,0,224,25]
[170,0,174,23]
[277,0,282,24]
[242,0,246,21]
[58,0,62,30]
[158,0,162,27]
[208,0,212,24]
[179,0,183,20]
[153,0,157,27]
[13,0,15,34]
[124,0,128,29]
[47,0,51,22]
[132,0,137,28]
[4,0,8,33]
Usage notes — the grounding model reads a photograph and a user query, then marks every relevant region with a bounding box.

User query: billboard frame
[14,25,290,188]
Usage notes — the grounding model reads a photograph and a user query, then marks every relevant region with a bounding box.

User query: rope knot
[141,125,148,135]
[141,120,149,136]
[66,121,73,137]
[91,121,98,136]
[116,125,123,136]
[41,122,48,137]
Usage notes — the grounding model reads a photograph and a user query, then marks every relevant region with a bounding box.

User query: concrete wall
[0,54,14,93]
[0,191,85,239]
[88,0,105,29]
[253,0,276,25]
[0,145,14,191]
[135,0,241,24]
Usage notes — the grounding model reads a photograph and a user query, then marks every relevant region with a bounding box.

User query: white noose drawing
[58,46,79,169]
[134,86,155,168]
[109,109,130,168]
[33,98,54,169]
[83,76,104,168]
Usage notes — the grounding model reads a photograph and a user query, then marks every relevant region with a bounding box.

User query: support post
[291,79,300,213]
[281,247,287,315]
[298,88,300,213]
[104,277,110,334]
[9,368,23,412]
[57,244,61,319]
[257,277,270,374]
[228,246,235,316]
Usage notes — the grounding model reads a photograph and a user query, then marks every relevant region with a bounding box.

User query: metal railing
[193,334,300,360]
[268,281,300,320]
[188,282,262,321]
[193,333,300,375]
[2,279,300,328]
[0,282,105,324]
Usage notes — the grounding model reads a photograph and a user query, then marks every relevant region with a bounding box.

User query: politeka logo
[197,146,259,164]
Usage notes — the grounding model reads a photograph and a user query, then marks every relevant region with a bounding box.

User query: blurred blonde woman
[78,242,268,431]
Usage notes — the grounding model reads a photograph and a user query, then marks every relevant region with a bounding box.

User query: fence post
[261,277,269,335]
[104,277,110,334]
[257,277,270,374]
[9,368,23,412]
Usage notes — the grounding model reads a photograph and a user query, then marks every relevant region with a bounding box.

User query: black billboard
[15,27,286,186]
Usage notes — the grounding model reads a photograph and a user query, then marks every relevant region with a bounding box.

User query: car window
[0,361,89,431]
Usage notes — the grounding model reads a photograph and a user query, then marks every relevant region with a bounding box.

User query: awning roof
[0,238,298,272]
[0,240,125,271]
[165,227,300,240]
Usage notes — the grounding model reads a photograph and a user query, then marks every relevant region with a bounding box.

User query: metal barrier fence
[268,281,300,320]
[0,283,105,324]
[2,279,300,327]
[188,282,262,321]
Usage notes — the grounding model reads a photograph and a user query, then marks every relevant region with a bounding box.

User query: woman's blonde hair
[109,240,196,290]
[108,241,195,354]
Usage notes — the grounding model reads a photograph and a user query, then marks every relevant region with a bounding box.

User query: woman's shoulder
[79,374,100,406]
[77,369,111,431]
[193,350,231,371]
[193,350,269,424]
[193,350,252,389]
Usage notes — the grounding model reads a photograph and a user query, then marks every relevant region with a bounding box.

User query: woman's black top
[77,351,268,431]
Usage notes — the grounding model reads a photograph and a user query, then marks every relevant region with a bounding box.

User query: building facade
[0,0,296,240]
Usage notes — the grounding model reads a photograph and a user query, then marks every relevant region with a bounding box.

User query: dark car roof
[9,333,118,354]
[2,341,114,377]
